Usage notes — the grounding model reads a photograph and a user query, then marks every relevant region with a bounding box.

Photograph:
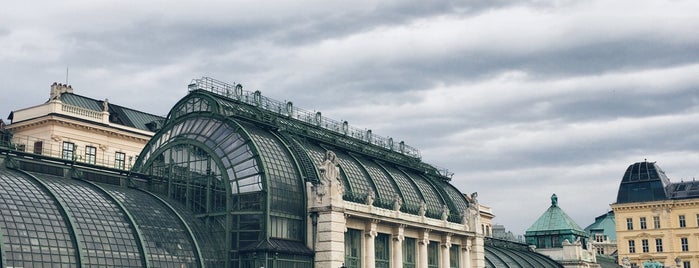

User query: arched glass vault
[131,82,470,267]
[0,166,225,267]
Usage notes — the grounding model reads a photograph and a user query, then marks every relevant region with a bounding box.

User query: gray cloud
[2,0,699,236]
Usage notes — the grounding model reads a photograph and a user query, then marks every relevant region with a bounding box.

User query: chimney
[50,82,74,99]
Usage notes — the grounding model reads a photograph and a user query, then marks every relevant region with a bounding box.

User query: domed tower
[525,194,598,267]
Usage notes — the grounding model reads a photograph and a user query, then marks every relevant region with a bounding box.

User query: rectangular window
[427,241,439,268]
[33,141,43,154]
[684,261,691,268]
[344,229,361,268]
[115,152,126,169]
[595,234,604,243]
[627,218,634,230]
[680,215,687,228]
[403,238,416,268]
[537,237,547,249]
[375,233,390,268]
[641,239,649,253]
[631,263,638,268]
[655,238,663,252]
[450,245,460,268]
[551,236,561,247]
[628,240,635,253]
[654,216,661,229]
[697,214,699,227]
[62,141,75,160]
[596,247,604,255]
[640,217,647,229]
[681,237,689,251]
[85,146,96,165]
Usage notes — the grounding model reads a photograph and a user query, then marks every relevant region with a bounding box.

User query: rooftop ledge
[188,76,422,158]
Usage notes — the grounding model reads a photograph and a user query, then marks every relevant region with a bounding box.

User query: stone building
[611,161,699,268]
[5,82,163,169]
[0,77,561,267]
[584,211,617,258]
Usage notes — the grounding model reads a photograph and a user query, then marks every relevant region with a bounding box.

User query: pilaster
[418,229,430,268]
[461,238,472,268]
[471,236,485,268]
[364,219,379,268]
[392,224,405,268]
[313,208,347,268]
[441,233,452,268]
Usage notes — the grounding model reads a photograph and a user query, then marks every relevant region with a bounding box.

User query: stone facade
[612,199,699,268]
[5,83,161,170]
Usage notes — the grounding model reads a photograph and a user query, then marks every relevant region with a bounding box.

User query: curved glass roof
[485,238,563,268]
[137,114,263,195]
[138,86,471,222]
[0,166,224,267]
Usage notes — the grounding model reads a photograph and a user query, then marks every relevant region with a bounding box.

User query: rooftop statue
[317,150,344,204]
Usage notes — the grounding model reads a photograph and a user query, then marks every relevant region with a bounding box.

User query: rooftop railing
[188,77,422,159]
[2,133,135,171]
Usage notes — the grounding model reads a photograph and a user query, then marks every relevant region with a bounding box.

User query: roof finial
[551,193,558,207]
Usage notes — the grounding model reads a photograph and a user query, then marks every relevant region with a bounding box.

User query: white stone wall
[308,182,483,268]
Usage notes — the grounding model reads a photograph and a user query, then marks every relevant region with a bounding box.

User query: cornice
[611,198,699,211]
[9,115,151,143]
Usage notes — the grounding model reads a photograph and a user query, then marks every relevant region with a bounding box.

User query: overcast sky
[2,0,699,236]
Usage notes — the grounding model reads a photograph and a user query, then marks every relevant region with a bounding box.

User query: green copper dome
[525,194,588,249]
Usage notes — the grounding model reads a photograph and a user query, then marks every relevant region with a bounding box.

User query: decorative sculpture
[393,194,402,211]
[418,202,427,217]
[366,190,375,206]
[441,204,450,221]
[317,150,343,204]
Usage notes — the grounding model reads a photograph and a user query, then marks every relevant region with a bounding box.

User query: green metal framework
[82,180,152,268]
[139,189,205,268]
[16,169,86,267]
[130,77,473,267]
[0,224,4,268]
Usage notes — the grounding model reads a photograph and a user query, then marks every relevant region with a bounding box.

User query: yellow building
[611,161,699,268]
[5,82,164,170]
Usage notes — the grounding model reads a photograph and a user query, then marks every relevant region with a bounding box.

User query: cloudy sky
[2,0,699,236]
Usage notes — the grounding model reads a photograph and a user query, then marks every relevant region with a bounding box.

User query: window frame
[62,141,75,160]
[655,238,663,252]
[628,240,636,253]
[626,218,634,230]
[403,237,416,268]
[680,215,687,228]
[375,233,390,268]
[115,152,126,169]
[681,237,689,252]
[640,217,647,229]
[85,145,97,165]
[653,216,660,229]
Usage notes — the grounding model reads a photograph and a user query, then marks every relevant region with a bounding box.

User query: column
[392,225,405,268]
[364,220,379,268]
[441,233,452,268]
[418,229,430,268]
[461,238,471,268]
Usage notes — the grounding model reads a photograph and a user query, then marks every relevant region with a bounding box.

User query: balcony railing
[3,134,134,171]
[188,77,422,159]
[61,103,103,120]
